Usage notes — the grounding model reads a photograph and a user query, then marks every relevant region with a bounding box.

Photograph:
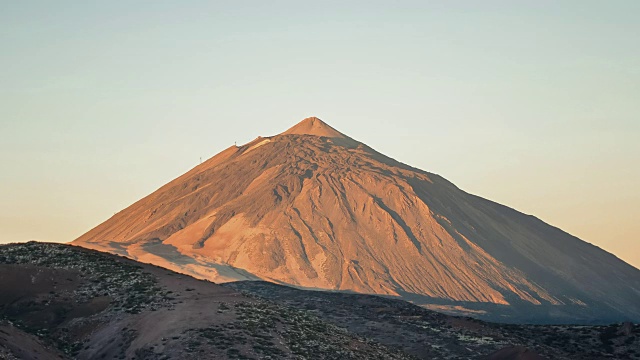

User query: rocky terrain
[226,281,640,359]
[73,117,640,323]
[1,242,638,359]
[0,242,410,359]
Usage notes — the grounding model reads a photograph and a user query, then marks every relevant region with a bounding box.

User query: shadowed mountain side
[0,322,68,360]
[396,290,626,325]
[73,117,640,323]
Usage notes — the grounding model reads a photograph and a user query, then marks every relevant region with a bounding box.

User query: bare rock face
[74,117,640,323]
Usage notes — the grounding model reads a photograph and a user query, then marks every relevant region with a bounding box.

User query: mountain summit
[74,117,640,323]
[283,117,349,138]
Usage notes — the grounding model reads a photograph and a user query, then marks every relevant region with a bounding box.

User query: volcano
[74,117,640,323]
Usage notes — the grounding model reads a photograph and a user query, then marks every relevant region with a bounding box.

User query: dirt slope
[73,117,640,323]
[225,281,640,360]
[3,242,638,359]
[0,242,410,359]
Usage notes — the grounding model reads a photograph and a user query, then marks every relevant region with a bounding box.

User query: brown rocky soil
[3,242,639,359]
[0,242,411,359]
[225,280,640,360]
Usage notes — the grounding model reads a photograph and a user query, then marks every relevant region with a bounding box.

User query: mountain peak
[282,117,347,138]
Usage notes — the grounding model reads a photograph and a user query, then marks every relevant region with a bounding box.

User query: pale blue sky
[1,1,639,267]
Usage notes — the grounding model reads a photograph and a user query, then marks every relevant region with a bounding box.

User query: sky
[1,1,638,268]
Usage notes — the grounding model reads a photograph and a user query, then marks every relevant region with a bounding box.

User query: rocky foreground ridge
[2,242,639,359]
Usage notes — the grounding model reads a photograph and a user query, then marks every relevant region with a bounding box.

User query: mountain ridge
[5,242,639,359]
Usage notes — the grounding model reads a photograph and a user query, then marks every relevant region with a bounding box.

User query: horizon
[1,1,639,269]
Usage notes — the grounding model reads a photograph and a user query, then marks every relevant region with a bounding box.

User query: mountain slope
[3,242,639,359]
[0,242,411,359]
[74,117,640,323]
[224,280,640,359]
